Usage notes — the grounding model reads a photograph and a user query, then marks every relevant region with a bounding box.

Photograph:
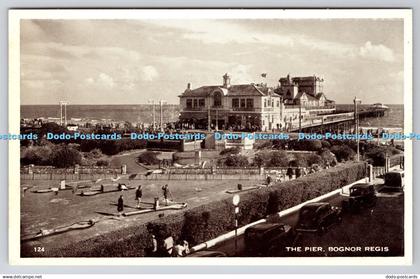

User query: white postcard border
[8,8,413,266]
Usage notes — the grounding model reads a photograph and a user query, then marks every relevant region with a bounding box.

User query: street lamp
[353,97,362,161]
[232,194,240,256]
[148,100,156,130]
[159,100,167,132]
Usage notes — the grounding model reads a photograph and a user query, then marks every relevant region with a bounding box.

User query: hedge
[22,162,367,257]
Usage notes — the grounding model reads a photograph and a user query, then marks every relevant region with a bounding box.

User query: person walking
[162,184,170,205]
[135,185,143,209]
[266,175,272,186]
[117,195,124,213]
[286,167,294,180]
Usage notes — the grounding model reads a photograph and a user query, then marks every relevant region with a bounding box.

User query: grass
[20,177,260,256]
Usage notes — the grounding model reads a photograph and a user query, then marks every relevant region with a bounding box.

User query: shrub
[219,155,249,167]
[20,145,53,165]
[363,144,402,167]
[268,151,289,167]
[290,140,323,151]
[305,153,324,166]
[31,162,367,257]
[365,147,386,166]
[86,148,103,159]
[266,191,280,216]
[320,140,331,149]
[80,139,146,155]
[318,149,337,166]
[138,151,160,165]
[39,122,68,138]
[219,147,241,156]
[96,159,109,167]
[49,145,82,168]
[292,153,309,167]
[253,151,271,167]
[254,140,272,150]
[330,145,356,162]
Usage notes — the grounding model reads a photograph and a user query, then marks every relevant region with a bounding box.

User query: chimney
[187,83,191,90]
[223,73,231,88]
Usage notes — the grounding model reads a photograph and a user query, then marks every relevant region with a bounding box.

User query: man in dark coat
[117,195,124,213]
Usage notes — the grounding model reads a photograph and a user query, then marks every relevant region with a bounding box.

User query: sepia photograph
[8,9,412,265]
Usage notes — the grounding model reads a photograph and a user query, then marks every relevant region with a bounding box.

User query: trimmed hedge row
[23,162,367,257]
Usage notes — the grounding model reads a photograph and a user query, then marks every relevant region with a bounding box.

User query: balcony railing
[284,105,336,110]
[183,106,206,111]
[182,106,264,112]
[232,107,256,112]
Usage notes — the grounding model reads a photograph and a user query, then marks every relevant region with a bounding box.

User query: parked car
[187,250,227,257]
[341,183,377,212]
[244,222,293,256]
[383,170,405,191]
[295,202,342,234]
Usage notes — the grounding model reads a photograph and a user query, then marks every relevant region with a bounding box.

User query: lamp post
[148,100,156,130]
[232,194,240,256]
[298,101,302,133]
[159,100,166,131]
[353,97,362,161]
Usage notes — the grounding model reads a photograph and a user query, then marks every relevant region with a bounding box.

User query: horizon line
[20,103,404,106]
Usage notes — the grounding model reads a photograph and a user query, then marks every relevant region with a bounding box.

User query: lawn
[21,176,262,254]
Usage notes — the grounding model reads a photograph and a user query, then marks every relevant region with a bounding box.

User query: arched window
[214,91,222,107]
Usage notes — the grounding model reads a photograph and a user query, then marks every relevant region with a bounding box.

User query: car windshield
[350,188,362,196]
[245,231,262,240]
[299,208,317,224]
[385,173,402,187]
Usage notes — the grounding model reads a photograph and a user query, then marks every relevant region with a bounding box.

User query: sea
[21,104,404,129]
[20,104,180,124]
[335,104,404,129]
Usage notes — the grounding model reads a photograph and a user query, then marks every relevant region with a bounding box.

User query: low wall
[22,162,367,257]
[21,173,121,181]
[141,173,265,181]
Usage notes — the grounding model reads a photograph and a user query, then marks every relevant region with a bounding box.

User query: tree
[268,151,289,167]
[49,145,82,168]
[330,145,355,162]
[224,155,249,167]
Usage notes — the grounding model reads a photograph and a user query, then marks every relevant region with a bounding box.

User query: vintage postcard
[8,9,412,265]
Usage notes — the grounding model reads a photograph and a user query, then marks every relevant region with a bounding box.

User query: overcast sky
[20,19,404,105]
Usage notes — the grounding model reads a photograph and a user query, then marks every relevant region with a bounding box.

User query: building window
[193,99,198,107]
[232,98,239,108]
[240,99,246,108]
[214,92,222,107]
[264,99,267,108]
[199,99,205,107]
[186,99,192,108]
[268,99,271,107]
[246,98,254,108]
[277,100,280,107]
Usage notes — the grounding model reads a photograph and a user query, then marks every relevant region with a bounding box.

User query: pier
[290,107,388,133]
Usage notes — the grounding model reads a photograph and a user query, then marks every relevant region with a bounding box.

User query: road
[210,191,343,257]
[109,149,149,174]
[200,182,404,257]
